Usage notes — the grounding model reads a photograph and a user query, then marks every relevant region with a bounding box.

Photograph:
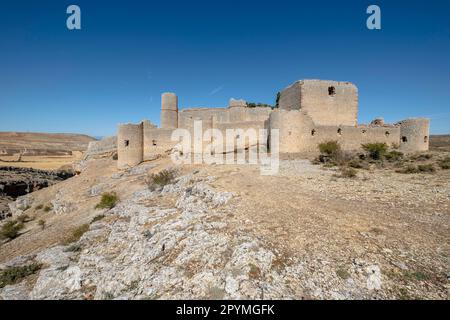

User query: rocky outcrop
[0,167,74,219]
[0,170,393,300]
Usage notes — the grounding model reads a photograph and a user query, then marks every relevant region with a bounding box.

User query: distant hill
[430,134,450,152]
[0,132,96,156]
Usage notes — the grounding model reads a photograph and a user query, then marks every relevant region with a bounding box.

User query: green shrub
[362,143,388,160]
[318,141,341,156]
[95,192,119,210]
[0,263,41,288]
[385,150,404,162]
[146,169,178,191]
[43,205,52,212]
[246,102,273,108]
[418,164,435,173]
[91,214,105,223]
[0,220,24,240]
[35,204,43,210]
[63,224,90,245]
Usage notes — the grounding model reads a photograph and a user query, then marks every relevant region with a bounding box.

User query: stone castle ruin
[117,79,430,169]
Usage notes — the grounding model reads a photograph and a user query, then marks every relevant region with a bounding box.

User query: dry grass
[62,224,90,245]
[95,192,119,210]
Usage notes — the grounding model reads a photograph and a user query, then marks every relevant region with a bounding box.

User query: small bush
[318,141,341,156]
[339,167,357,178]
[146,168,177,191]
[38,219,45,230]
[362,143,388,160]
[418,164,435,173]
[396,164,435,174]
[95,192,118,210]
[0,220,24,240]
[412,153,432,161]
[91,214,105,224]
[43,205,52,212]
[396,165,420,174]
[0,263,41,288]
[438,158,450,170]
[63,224,90,245]
[341,167,357,178]
[35,204,43,210]
[348,159,369,170]
[385,150,404,162]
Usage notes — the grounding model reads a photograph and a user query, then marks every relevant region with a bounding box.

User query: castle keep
[117,79,430,169]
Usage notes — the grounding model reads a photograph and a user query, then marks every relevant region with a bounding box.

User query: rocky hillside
[0,154,448,300]
[0,132,96,156]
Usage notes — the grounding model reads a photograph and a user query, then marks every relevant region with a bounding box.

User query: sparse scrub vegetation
[0,263,41,288]
[246,102,273,109]
[385,150,404,162]
[411,153,433,161]
[337,167,357,179]
[35,204,43,210]
[0,220,24,240]
[418,164,435,173]
[43,204,52,212]
[318,141,341,157]
[91,214,105,223]
[146,168,178,191]
[62,224,90,245]
[95,192,119,210]
[362,143,388,160]
[396,164,435,174]
[438,157,450,169]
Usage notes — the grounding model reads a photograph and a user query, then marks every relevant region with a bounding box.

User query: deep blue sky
[1,0,449,136]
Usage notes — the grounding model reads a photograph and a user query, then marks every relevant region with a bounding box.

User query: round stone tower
[117,123,143,169]
[398,118,430,152]
[160,92,178,129]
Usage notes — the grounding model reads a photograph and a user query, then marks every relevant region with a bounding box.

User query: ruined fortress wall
[278,81,301,111]
[142,127,177,160]
[269,110,315,153]
[278,80,358,126]
[161,93,178,129]
[299,125,401,153]
[178,108,226,130]
[117,123,143,169]
[244,107,272,122]
[398,118,430,152]
[299,80,358,127]
[214,120,267,153]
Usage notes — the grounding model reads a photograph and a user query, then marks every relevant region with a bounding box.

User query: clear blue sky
[1,0,449,136]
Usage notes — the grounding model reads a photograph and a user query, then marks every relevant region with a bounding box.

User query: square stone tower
[278,79,358,127]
